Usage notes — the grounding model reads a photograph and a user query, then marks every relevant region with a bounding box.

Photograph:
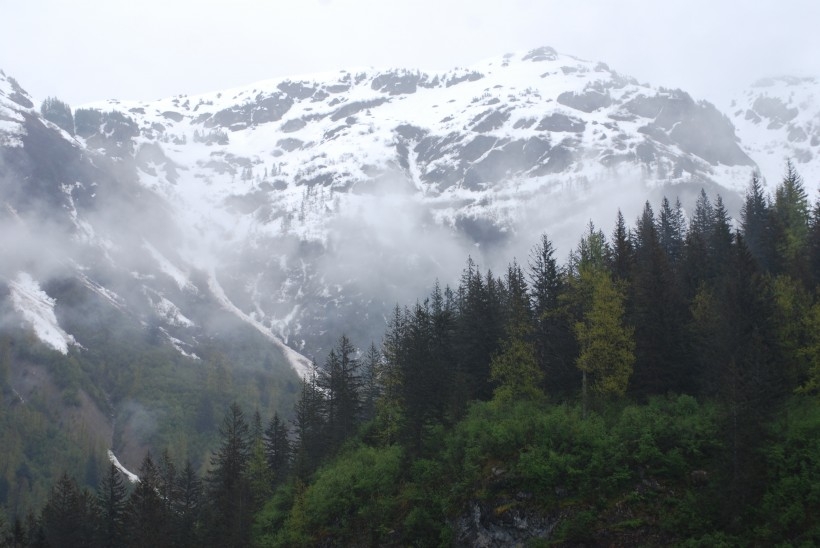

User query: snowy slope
[730,76,820,191]
[7,272,77,354]
[63,47,768,355]
[81,46,756,249]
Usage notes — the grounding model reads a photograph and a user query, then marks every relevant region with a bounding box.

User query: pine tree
[95,464,127,548]
[157,449,176,516]
[657,197,685,265]
[772,160,810,281]
[491,261,543,403]
[807,196,820,287]
[529,233,577,397]
[172,460,203,548]
[126,452,170,548]
[361,342,382,423]
[610,210,634,281]
[741,172,773,271]
[263,412,291,487]
[292,367,326,478]
[318,335,362,449]
[40,473,95,548]
[206,403,252,547]
[630,201,691,396]
[376,306,407,446]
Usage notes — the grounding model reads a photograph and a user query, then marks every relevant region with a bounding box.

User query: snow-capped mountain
[56,46,769,356]
[3,46,818,479]
[1,46,815,371]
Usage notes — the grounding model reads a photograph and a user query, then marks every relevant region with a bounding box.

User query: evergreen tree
[657,197,686,265]
[772,160,810,281]
[41,473,95,548]
[429,281,457,420]
[741,172,773,271]
[291,367,326,477]
[529,233,577,397]
[95,464,127,548]
[206,403,252,547]
[263,412,291,486]
[157,449,176,516]
[491,261,543,403]
[711,196,734,274]
[807,195,820,287]
[574,269,635,416]
[126,452,170,548]
[361,342,382,423]
[610,210,634,281]
[690,235,785,513]
[376,306,407,446]
[247,434,274,512]
[318,335,362,449]
[172,461,203,548]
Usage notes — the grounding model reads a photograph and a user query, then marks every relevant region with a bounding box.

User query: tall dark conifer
[173,460,203,548]
[206,403,252,547]
[291,367,326,478]
[772,160,810,282]
[127,452,170,548]
[630,201,689,396]
[741,173,773,271]
[40,473,95,548]
[263,412,291,486]
[610,210,634,281]
[95,464,127,548]
[319,335,362,449]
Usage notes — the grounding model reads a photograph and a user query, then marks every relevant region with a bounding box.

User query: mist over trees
[8,164,820,545]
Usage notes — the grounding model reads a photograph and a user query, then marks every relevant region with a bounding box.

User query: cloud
[1,0,817,108]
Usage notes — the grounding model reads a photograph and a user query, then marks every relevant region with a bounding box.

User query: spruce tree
[741,172,773,271]
[630,201,687,396]
[529,233,577,397]
[206,403,252,547]
[772,160,810,281]
[126,452,170,548]
[40,473,95,548]
[291,367,326,478]
[318,335,362,449]
[172,460,203,548]
[95,464,127,548]
[263,412,291,486]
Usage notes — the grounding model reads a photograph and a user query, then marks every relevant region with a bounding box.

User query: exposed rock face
[453,499,561,547]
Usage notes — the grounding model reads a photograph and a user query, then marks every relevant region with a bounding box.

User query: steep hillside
[0,70,304,509]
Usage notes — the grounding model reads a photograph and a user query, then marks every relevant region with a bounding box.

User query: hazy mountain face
[0,46,813,366]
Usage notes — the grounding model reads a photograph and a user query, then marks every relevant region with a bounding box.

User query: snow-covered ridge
[77,46,756,253]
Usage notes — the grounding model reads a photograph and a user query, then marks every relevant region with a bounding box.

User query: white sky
[1,0,818,109]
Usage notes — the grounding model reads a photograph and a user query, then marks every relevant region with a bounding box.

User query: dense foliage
[7,164,820,545]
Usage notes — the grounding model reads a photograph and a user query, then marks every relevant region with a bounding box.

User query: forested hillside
[5,163,820,546]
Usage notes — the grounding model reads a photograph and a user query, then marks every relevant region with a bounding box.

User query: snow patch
[8,272,77,354]
[207,269,312,378]
[107,450,140,483]
[143,241,198,292]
